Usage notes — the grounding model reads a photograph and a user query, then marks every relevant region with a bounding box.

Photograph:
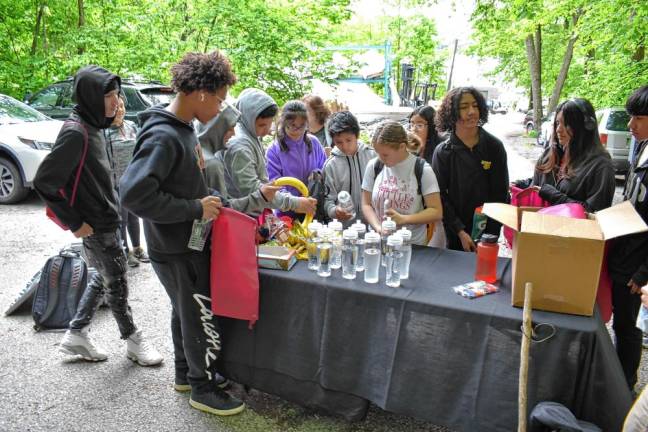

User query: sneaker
[126,331,163,366]
[133,247,150,263]
[127,252,139,268]
[174,372,231,393]
[643,333,648,349]
[59,329,108,362]
[189,388,245,416]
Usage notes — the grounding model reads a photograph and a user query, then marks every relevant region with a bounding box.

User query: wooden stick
[518,282,533,432]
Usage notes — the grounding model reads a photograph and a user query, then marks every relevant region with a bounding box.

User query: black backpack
[373,156,426,206]
[307,169,330,223]
[32,248,88,331]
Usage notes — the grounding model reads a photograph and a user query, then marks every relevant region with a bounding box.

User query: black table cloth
[218,246,632,432]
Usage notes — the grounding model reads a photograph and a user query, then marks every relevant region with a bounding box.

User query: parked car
[596,107,631,174]
[488,100,507,115]
[523,110,535,133]
[0,94,63,204]
[536,112,555,148]
[25,78,175,125]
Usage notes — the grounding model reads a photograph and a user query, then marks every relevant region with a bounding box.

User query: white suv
[596,107,631,174]
[0,94,62,204]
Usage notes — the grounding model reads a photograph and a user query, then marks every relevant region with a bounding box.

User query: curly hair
[303,94,331,125]
[371,121,407,150]
[435,87,488,132]
[276,100,313,153]
[327,111,360,138]
[170,51,237,94]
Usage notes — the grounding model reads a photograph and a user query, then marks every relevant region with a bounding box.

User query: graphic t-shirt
[362,154,440,245]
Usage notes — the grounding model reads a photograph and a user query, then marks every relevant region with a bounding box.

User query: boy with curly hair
[120,51,244,416]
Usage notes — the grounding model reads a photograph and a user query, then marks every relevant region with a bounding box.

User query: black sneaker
[174,373,230,393]
[189,388,245,416]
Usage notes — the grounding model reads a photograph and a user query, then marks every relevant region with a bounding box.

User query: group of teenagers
[31,49,648,426]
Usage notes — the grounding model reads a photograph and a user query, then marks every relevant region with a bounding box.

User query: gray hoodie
[196,105,271,215]
[323,141,376,226]
[223,88,299,216]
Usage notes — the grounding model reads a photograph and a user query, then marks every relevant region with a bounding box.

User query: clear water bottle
[306,221,323,271]
[341,229,358,280]
[350,220,367,272]
[328,219,343,269]
[385,234,403,288]
[317,227,332,278]
[381,216,396,266]
[337,190,356,220]
[397,227,412,279]
[363,230,381,284]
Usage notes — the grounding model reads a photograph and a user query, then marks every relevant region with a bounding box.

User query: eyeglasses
[214,94,230,111]
[286,122,308,132]
[408,122,428,131]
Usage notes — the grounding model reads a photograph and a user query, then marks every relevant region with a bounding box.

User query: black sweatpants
[150,252,221,391]
[611,280,643,390]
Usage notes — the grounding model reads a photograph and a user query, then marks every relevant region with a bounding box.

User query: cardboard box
[257,245,297,271]
[483,201,648,316]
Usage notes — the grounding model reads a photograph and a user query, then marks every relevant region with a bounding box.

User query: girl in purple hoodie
[266,100,327,218]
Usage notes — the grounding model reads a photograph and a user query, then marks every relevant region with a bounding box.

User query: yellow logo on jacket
[481,160,492,170]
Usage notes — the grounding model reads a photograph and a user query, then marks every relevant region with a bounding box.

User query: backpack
[32,248,88,331]
[307,169,330,223]
[373,156,426,206]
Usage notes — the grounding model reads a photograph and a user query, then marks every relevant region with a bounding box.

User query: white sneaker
[59,329,108,362]
[126,330,163,366]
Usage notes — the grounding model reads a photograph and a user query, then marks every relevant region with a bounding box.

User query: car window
[0,94,50,124]
[122,86,148,111]
[139,89,175,106]
[60,84,74,108]
[29,85,62,108]
[606,111,630,132]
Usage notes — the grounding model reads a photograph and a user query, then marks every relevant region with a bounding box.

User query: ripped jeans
[68,229,136,339]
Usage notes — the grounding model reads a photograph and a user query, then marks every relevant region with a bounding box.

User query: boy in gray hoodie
[223,88,316,217]
[323,111,376,226]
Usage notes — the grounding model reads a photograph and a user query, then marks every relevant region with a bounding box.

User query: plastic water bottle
[306,221,323,271]
[341,229,358,280]
[337,190,356,219]
[317,227,332,278]
[475,233,499,283]
[351,220,367,272]
[385,234,403,288]
[363,230,381,284]
[397,227,412,279]
[328,219,343,269]
[381,217,396,266]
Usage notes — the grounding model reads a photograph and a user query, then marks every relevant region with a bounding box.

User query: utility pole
[446,39,458,92]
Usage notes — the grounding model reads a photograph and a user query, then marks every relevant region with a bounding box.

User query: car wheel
[0,157,30,204]
[526,123,534,134]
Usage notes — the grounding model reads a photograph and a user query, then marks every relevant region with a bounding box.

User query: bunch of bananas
[282,220,310,260]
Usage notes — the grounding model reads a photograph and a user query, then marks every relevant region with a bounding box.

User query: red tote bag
[504,186,550,248]
[210,207,259,328]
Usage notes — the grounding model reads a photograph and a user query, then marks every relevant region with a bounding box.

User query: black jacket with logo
[34,66,121,233]
[609,139,648,285]
[432,128,509,250]
[119,106,208,259]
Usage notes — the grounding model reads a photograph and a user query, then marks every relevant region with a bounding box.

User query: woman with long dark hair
[408,105,443,164]
[531,98,615,212]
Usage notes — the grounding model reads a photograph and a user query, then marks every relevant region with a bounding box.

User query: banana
[272,176,313,226]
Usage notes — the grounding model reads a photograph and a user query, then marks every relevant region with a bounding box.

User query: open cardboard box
[483,201,648,315]
[257,245,297,271]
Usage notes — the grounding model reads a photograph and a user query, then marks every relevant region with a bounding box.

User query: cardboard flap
[521,211,603,240]
[482,203,519,231]
[597,200,648,240]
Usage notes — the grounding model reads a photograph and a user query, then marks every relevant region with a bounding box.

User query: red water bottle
[475,234,499,283]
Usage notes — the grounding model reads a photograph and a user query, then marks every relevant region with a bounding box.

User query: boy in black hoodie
[608,85,648,393]
[120,51,244,416]
[33,66,162,366]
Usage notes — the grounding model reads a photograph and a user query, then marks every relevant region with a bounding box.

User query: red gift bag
[210,207,259,328]
[504,186,550,248]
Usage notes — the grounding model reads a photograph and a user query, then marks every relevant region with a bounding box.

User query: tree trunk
[31,3,44,55]
[525,34,542,131]
[78,0,85,54]
[547,11,582,115]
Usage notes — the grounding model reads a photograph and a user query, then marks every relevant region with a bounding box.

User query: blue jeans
[69,229,136,339]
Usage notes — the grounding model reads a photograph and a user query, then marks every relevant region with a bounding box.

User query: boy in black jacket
[432,87,509,252]
[120,51,244,416]
[608,85,648,392]
[33,66,162,366]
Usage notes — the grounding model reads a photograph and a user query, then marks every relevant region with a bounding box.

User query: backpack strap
[62,121,89,207]
[373,159,384,181]
[414,156,425,200]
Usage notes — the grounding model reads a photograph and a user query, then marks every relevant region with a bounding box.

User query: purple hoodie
[266,134,327,216]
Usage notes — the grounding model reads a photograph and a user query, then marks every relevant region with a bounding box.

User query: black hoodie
[119,105,206,259]
[34,65,121,232]
[432,128,509,250]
